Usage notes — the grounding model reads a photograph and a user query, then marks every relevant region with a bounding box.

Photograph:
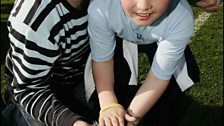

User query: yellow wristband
[100,103,123,113]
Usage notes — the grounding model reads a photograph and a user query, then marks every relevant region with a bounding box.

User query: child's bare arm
[92,59,126,126]
[126,70,169,125]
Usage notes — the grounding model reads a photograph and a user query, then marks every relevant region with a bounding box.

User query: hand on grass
[196,0,221,12]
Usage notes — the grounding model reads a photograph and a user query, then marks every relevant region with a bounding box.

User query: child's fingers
[117,116,125,126]
[98,117,105,126]
[104,118,112,126]
[99,107,126,126]
[110,115,119,126]
[125,113,136,122]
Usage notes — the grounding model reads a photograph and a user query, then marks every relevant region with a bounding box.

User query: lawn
[179,6,223,126]
[1,1,223,126]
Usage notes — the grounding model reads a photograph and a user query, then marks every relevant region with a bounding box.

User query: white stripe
[37,90,52,121]
[12,57,50,79]
[14,88,27,94]
[44,106,52,126]
[27,84,49,89]
[30,89,46,118]
[13,67,26,84]
[52,105,64,125]
[56,3,69,16]
[70,29,87,42]
[10,35,59,65]
[52,16,87,46]
[37,90,53,120]
[39,94,54,114]
[19,92,35,107]
[5,54,14,74]
[56,108,69,126]
[62,40,89,61]
[63,50,86,62]
[64,31,88,53]
[70,15,88,26]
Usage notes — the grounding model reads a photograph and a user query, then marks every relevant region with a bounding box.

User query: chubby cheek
[120,0,133,16]
[155,0,169,13]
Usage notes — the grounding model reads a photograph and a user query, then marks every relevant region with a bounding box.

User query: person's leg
[18,105,45,126]
[1,103,30,126]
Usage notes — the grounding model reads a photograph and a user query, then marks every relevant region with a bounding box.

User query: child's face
[120,0,169,26]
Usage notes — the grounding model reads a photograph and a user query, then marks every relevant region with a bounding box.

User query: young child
[88,0,199,125]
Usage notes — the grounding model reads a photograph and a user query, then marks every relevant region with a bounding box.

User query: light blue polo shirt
[88,0,194,80]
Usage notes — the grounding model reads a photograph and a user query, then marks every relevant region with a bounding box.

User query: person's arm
[92,59,126,126]
[188,0,221,12]
[87,1,127,125]
[125,70,169,125]
[196,0,221,12]
[92,59,117,106]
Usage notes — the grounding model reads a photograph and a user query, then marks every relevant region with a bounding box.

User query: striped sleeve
[6,0,89,125]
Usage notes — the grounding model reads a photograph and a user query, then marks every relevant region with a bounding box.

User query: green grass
[1,0,12,65]
[0,1,223,126]
[0,1,12,97]
[179,5,223,126]
[1,0,14,3]
[1,0,12,93]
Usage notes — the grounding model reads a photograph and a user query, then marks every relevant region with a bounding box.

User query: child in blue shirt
[88,0,199,125]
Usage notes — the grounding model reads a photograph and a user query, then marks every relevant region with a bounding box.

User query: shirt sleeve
[88,1,116,61]
[151,0,194,80]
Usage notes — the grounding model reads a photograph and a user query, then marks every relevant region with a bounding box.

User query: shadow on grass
[1,3,13,14]
[1,21,10,65]
[1,3,13,65]
[179,95,223,126]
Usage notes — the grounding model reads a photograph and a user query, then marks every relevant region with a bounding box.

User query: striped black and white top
[5,0,90,125]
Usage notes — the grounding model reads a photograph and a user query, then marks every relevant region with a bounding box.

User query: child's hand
[125,113,141,126]
[99,107,125,126]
